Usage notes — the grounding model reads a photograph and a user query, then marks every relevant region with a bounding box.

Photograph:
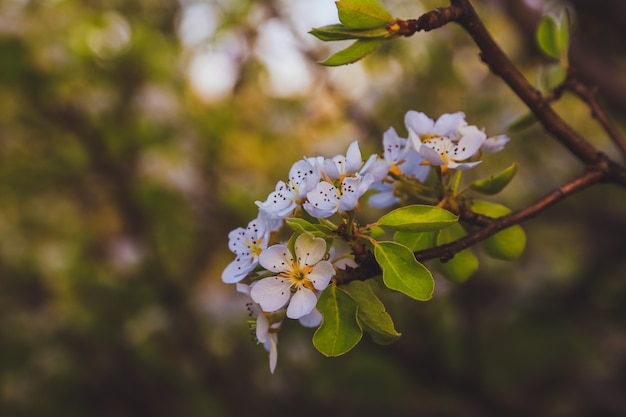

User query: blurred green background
[1,0,625,416]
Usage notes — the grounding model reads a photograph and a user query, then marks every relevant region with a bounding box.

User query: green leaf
[309,24,389,41]
[537,14,561,59]
[393,230,437,251]
[336,0,394,29]
[470,163,518,195]
[344,280,401,345]
[285,218,331,237]
[320,38,383,66]
[313,284,362,357]
[378,204,458,232]
[507,111,537,132]
[435,223,478,283]
[537,63,566,91]
[471,200,526,260]
[369,225,386,239]
[374,241,434,301]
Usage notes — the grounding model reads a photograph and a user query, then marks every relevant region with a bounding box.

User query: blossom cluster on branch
[221,0,626,373]
[222,110,510,372]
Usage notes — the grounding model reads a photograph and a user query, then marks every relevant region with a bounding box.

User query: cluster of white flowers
[222,110,509,372]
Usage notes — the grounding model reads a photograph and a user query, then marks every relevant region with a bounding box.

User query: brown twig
[564,73,626,161]
[415,168,605,262]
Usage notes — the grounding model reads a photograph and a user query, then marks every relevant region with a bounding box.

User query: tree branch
[447,0,604,166]
[415,168,605,262]
[564,73,626,161]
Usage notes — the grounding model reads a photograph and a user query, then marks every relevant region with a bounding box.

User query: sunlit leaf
[336,0,394,29]
[374,241,434,301]
[537,14,561,59]
[309,24,389,41]
[470,163,518,195]
[320,38,383,66]
[313,284,362,357]
[471,200,526,260]
[393,230,437,252]
[435,223,478,283]
[378,204,458,232]
[343,280,401,345]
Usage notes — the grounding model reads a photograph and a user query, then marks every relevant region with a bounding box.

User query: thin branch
[447,0,603,166]
[564,74,626,161]
[415,168,605,262]
[336,168,605,284]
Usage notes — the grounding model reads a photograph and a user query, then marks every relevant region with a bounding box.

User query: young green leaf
[537,14,561,59]
[537,63,567,91]
[320,38,383,66]
[470,163,518,195]
[374,241,434,301]
[471,200,526,260]
[378,204,458,232]
[336,0,394,29]
[285,218,331,237]
[343,280,401,345]
[435,223,478,283]
[393,230,438,252]
[309,24,390,41]
[313,284,362,357]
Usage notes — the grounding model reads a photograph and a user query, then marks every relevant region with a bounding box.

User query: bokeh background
[1,0,625,416]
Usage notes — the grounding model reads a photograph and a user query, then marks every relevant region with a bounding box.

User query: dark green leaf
[374,241,434,301]
[313,284,362,357]
[343,280,401,345]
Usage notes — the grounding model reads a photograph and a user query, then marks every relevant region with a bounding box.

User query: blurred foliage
[0,0,625,416]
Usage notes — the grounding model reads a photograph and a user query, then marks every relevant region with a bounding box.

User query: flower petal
[222,256,255,283]
[250,276,292,312]
[286,287,318,319]
[259,244,293,273]
[265,333,278,374]
[344,140,363,174]
[433,112,466,137]
[447,160,482,170]
[294,233,327,266]
[299,308,322,328]
[405,110,435,138]
[481,134,510,154]
[256,312,269,344]
[418,141,446,166]
[304,181,339,218]
[255,181,296,218]
[451,125,485,160]
[308,260,335,290]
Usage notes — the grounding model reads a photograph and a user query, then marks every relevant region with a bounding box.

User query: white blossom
[251,233,335,319]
